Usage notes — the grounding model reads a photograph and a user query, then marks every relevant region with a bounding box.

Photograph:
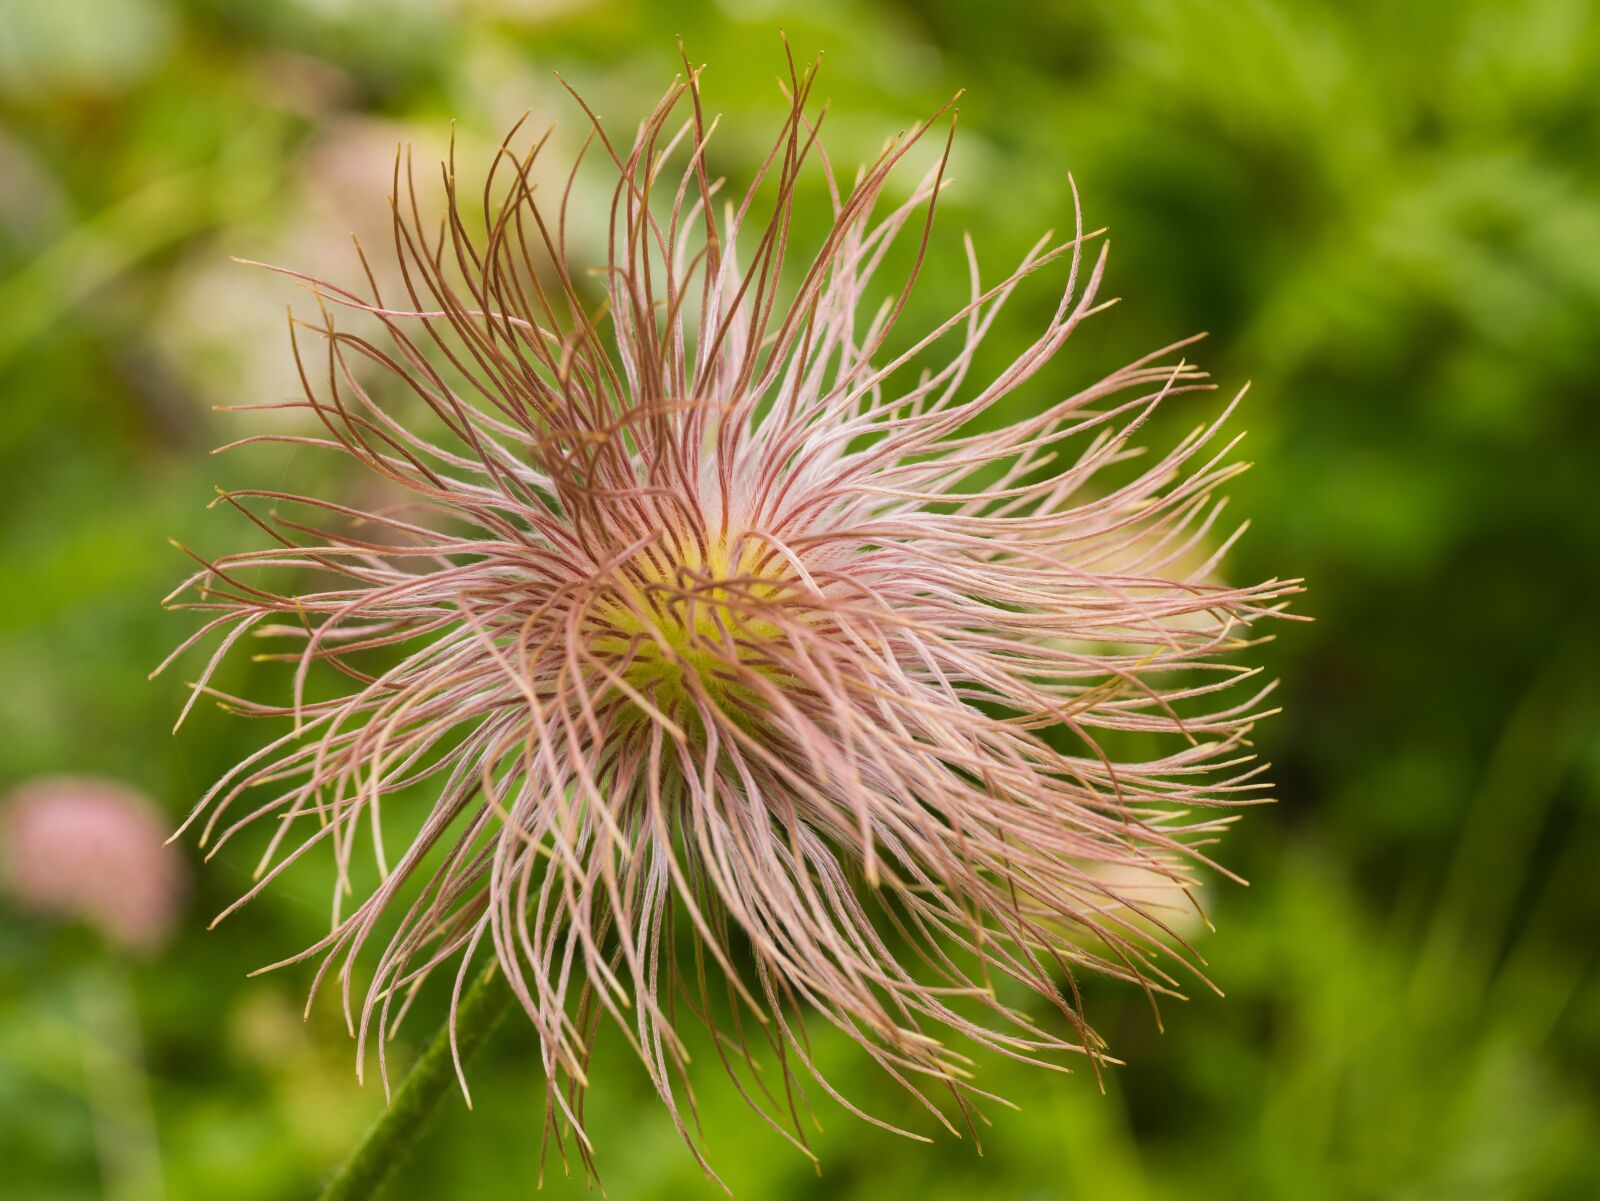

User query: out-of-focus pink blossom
[1,776,187,956]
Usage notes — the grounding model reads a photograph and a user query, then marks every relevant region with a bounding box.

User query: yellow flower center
[592,533,795,727]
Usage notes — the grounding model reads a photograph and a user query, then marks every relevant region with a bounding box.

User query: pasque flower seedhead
[161,51,1297,1181]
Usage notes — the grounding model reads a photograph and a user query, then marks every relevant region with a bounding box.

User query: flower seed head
[162,52,1298,1179]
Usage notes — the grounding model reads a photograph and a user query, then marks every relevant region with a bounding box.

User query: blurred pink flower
[1,776,187,956]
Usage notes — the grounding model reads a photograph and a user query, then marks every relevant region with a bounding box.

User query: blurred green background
[3,0,1598,1198]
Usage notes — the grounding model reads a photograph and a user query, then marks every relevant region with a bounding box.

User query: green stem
[316,960,514,1201]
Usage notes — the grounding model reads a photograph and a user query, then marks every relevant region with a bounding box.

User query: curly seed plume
[160,51,1298,1181]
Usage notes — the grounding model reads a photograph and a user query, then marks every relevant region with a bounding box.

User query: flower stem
[316,960,513,1201]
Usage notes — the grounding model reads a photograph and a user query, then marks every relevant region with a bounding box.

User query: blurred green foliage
[2,0,1598,1198]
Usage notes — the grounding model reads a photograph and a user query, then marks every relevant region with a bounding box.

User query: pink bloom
[162,60,1297,1177]
[2,776,187,956]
